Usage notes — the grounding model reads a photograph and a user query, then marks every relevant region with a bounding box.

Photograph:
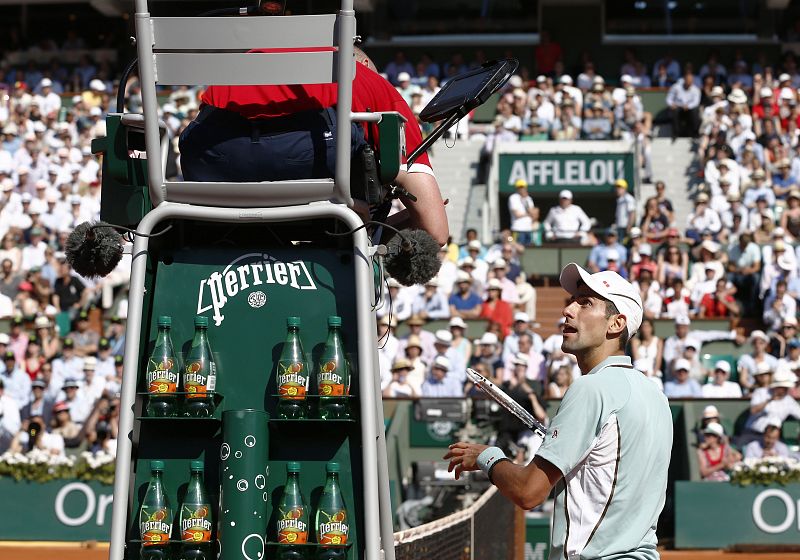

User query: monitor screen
[419,59,518,123]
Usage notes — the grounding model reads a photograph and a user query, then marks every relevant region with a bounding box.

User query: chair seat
[164,179,336,207]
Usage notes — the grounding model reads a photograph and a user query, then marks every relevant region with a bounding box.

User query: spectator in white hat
[433,329,465,383]
[702,360,742,398]
[488,258,518,304]
[738,331,778,392]
[543,190,592,243]
[448,317,472,369]
[411,278,450,320]
[34,78,61,118]
[503,332,545,383]
[421,355,462,397]
[664,358,703,398]
[741,364,800,445]
[697,422,740,482]
[469,332,504,380]
[502,311,543,361]
[743,418,790,459]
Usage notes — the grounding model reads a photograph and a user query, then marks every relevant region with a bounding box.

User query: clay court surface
[2,544,800,560]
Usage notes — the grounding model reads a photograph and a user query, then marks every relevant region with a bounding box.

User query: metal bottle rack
[101,2,396,559]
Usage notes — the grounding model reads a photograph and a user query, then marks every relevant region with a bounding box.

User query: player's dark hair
[604,300,629,349]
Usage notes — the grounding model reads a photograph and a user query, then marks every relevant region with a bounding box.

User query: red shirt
[699,293,734,317]
[202,60,431,170]
[480,300,514,338]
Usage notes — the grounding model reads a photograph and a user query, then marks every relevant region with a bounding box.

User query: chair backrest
[134,0,356,206]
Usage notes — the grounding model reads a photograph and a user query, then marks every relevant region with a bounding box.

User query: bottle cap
[287,461,301,473]
[326,461,340,473]
[150,460,165,471]
[328,316,342,327]
[287,316,301,328]
[190,460,204,471]
[157,316,171,327]
[194,316,209,327]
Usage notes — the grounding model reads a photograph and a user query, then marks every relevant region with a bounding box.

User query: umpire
[179,33,448,245]
[446,263,673,560]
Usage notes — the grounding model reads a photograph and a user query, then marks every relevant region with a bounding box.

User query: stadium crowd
[1,38,800,477]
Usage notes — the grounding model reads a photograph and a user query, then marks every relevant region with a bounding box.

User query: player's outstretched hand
[444,442,489,480]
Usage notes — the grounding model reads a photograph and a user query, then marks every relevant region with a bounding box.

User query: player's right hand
[443,442,488,480]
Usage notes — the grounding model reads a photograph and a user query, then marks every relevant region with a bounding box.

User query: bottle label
[180,504,212,543]
[184,361,214,399]
[147,358,178,395]
[318,509,349,546]
[140,506,172,546]
[318,361,346,396]
[278,361,307,400]
[277,506,308,544]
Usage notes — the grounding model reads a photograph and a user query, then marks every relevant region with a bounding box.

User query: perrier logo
[318,509,348,545]
[277,507,308,544]
[196,253,318,326]
[147,358,177,394]
[180,505,212,543]
[278,362,307,399]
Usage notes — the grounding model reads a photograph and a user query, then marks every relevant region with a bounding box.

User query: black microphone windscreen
[65,221,124,278]
[384,228,442,286]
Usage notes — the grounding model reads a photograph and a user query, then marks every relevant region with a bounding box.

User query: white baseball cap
[559,75,573,85]
[702,405,720,419]
[479,332,499,345]
[512,353,529,366]
[675,315,691,326]
[449,317,467,329]
[434,329,453,345]
[714,360,731,373]
[40,78,52,88]
[432,355,451,371]
[513,311,530,323]
[397,72,411,82]
[703,422,724,437]
[674,358,691,372]
[559,189,573,200]
[559,263,643,339]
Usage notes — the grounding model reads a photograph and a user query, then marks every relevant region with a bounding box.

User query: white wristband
[477,446,507,476]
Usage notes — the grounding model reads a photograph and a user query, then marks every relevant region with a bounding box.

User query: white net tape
[392,486,498,545]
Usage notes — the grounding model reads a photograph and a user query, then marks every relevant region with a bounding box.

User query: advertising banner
[0,479,112,541]
[675,481,800,548]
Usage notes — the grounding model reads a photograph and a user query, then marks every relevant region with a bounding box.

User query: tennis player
[445,263,673,559]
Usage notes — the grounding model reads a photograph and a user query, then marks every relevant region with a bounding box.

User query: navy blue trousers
[179,106,366,182]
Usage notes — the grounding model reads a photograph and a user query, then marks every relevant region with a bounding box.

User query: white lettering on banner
[197,253,318,326]
[751,489,800,534]
[55,482,113,527]
[506,158,626,189]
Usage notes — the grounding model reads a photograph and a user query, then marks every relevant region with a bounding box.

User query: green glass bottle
[315,462,349,560]
[179,461,213,560]
[182,316,217,417]
[146,316,180,417]
[139,460,173,560]
[276,317,309,419]
[317,316,350,419]
[276,462,309,560]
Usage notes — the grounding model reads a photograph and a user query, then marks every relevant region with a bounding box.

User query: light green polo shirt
[537,355,673,560]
